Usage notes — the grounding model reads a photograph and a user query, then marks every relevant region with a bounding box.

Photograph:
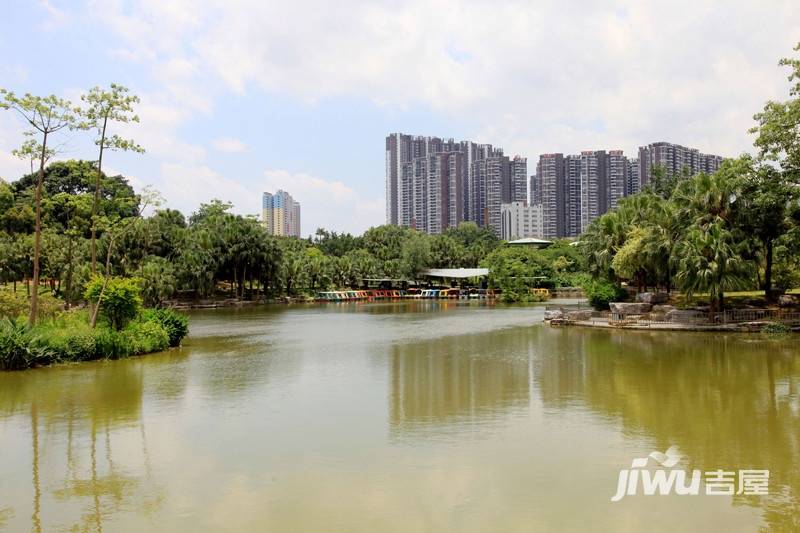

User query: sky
[1,1,799,236]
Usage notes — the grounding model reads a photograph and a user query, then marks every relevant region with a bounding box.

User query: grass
[1,307,189,371]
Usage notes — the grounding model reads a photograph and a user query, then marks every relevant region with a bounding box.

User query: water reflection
[390,328,531,435]
[533,328,800,530]
[0,361,162,531]
[0,304,798,531]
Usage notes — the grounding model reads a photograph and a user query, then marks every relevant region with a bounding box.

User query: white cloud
[212,137,247,153]
[87,0,800,161]
[0,115,37,179]
[56,0,800,233]
[159,162,255,217]
[39,0,69,31]
[263,169,384,235]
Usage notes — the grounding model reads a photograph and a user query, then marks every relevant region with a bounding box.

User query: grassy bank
[0,302,188,371]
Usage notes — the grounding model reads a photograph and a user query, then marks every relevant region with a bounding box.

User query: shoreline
[546,317,799,333]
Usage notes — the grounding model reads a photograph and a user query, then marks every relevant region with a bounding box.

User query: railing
[545,304,800,327]
[610,309,800,327]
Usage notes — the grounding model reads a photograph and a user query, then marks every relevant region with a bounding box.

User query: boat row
[315,288,497,301]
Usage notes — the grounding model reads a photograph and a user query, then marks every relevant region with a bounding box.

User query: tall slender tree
[0,90,78,326]
[79,84,144,273]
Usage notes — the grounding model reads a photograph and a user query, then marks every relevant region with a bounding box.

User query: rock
[544,309,564,321]
[636,292,669,304]
[609,302,652,315]
[778,294,798,307]
[566,310,593,321]
[652,304,676,314]
[742,297,766,308]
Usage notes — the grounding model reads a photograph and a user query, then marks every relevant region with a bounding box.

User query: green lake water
[0,301,798,531]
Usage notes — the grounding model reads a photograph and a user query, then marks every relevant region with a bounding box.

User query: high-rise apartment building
[500,201,544,240]
[510,156,528,203]
[537,153,566,239]
[606,150,627,212]
[626,158,640,196]
[638,142,724,188]
[535,141,723,239]
[385,133,516,236]
[262,190,301,237]
[529,173,540,206]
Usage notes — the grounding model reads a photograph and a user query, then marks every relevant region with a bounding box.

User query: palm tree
[675,221,751,316]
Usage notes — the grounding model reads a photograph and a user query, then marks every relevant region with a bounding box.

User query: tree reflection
[0,360,167,531]
[533,328,800,530]
[390,327,531,435]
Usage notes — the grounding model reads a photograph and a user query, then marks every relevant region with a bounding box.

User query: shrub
[583,278,627,310]
[31,327,97,362]
[0,288,63,321]
[27,312,99,363]
[92,329,132,360]
[120,320,170,354]
[762,322,790,335]
[85,276,143,330]
[142,308,189,347]
[0,318,52,370]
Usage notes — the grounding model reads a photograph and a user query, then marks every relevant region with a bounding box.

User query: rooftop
[506,237,553,247]
[422,268,490,279]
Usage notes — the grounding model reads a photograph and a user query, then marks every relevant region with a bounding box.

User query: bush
[27,312,99,363]
[583,278,627,310]
[92,328,132,359]
[0,318,52,370]
[119,320,169,354]
[142,308,189,347]
[481,246,553,302]
[85,276,143,330]
[0,287,63,321]
[762,322,790,335]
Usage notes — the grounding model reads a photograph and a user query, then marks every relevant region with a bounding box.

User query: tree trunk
[90,115,108,274]
[90,235,116,329]
[28,132,48,327]
[764,238,774,302]
[65,237,74,309]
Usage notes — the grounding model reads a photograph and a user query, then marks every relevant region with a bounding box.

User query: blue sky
[1,1,799,235]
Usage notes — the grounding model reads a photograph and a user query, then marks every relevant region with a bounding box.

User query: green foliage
[481,246,552,302]
[582,279,627,311]
[0,287,62,321]
[762,322,791,335]
[400,232,431,279]
[142,308,189,347]
[1,305,180,369]
[139,256,177,307]
[84,276,142,330]
[118,320,169,355]
[0,318,51,370]
[29,319,98,362]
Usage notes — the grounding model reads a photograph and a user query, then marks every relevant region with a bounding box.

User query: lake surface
[0,301,798,531]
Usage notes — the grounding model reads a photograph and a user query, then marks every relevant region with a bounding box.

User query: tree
[400,232,431,279]
[735,161,796,298]
[610,227,649,289]
[747,42,800,298]
[429,234,465,268]
[84,276,142,330]
[675,221,751,315]
[444,222,500,267]
[0,90,79,326]
[480,246,552,302]
[79,84,144,273]
[140,256,177,307]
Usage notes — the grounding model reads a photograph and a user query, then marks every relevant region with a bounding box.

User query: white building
[500,201,544,241]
